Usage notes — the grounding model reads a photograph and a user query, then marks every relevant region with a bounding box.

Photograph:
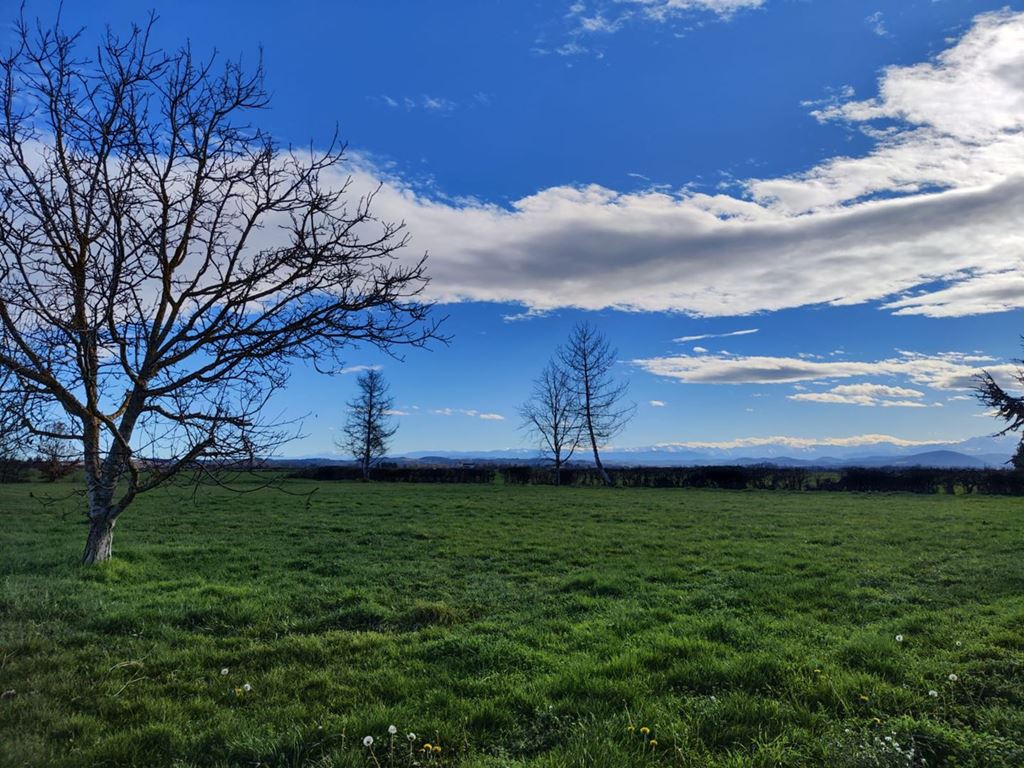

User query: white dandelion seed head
[363,736,374,747]
[928,689,938,697]
[388,725,398,735]
[955,640,962,647]
[948,673,958,682]
[407,732,416,741]
[242,683,251,692]
[895,634,903,642]
[220,668,229,676]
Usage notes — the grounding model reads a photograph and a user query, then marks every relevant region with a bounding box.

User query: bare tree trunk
[588,426,613,486]
[554,454,562,486]
[83,513,115,564]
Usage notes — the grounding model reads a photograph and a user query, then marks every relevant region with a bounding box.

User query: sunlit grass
[1,481,1022,766]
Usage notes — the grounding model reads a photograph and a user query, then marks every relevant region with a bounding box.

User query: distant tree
[520,359,583,485]
[340,369,398,480]
[35,421,78,482]
[0,16,439,563]
[976,366,1024,470]
[559,322,635,486]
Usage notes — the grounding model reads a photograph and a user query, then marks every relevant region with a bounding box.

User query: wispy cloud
[373,94,458,112]
[675,328,759,343]
[340,364,382,375]
[654,434,946,450]
[865,11,888,37]
[649,400,667,407]
[431,408,505,421]
[537,0,766,58]
[789,383,926,408]
[633,350,1015,391]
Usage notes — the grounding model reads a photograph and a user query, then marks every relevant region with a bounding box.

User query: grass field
[1,481,1022,767]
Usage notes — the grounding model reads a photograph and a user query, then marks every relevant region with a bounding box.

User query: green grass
[1,481,1022,767]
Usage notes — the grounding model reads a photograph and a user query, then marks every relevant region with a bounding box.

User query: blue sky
[19,0,1024,454]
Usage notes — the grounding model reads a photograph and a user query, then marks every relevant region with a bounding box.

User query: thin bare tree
[520,359,583,485]
[559,322,634,486]
[976,366,1024,470]
[339,369,398,480]
[0,16,440,562]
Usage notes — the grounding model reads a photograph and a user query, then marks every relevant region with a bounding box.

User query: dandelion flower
[649,740,658,748]
[242,683,251,692]
[422,743,432,752]
[948,673,958,682]
[872,717,882,725]
[640,726,650,735]
[859,694,869,702]
[813,668,822,674]
[433,745,442,753]
[220,668,229,676]
[627,725,635,733]
[388,725,398,735]
[407,732,416,741]
[928,689,938,698]
[895,634,904,643]
[363,736,374,747]
[955,640,962,647]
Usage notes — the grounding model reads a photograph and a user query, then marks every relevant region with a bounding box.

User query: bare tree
[0,16,440,563]
[520,359,583,485]
[559,322,634,486]
[976,366,1024,470]
[339,369,398,480]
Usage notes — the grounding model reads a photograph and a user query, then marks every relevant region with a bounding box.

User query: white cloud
[431,408,505,421]
[340,364,382,374]
[865,11,888,38]
[342,11,1024,319]
[633,349,1018,391]
[374,94,456,112]
[675,328,759,343]
[555,0,763,50]
[649,399,667,407]
[692,346,708,354]
[655,434,940,450]
[789,382,926,407]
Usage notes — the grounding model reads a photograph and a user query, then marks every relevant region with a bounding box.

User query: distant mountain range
[277,434,1017,470]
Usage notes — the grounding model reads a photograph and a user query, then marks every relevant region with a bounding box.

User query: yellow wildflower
[433,745,442,753]
[640,726,650,735]
[649,740,658,748]
[422,743,432,752]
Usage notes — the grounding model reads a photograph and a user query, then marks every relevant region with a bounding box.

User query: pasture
[1,481,1022,767]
